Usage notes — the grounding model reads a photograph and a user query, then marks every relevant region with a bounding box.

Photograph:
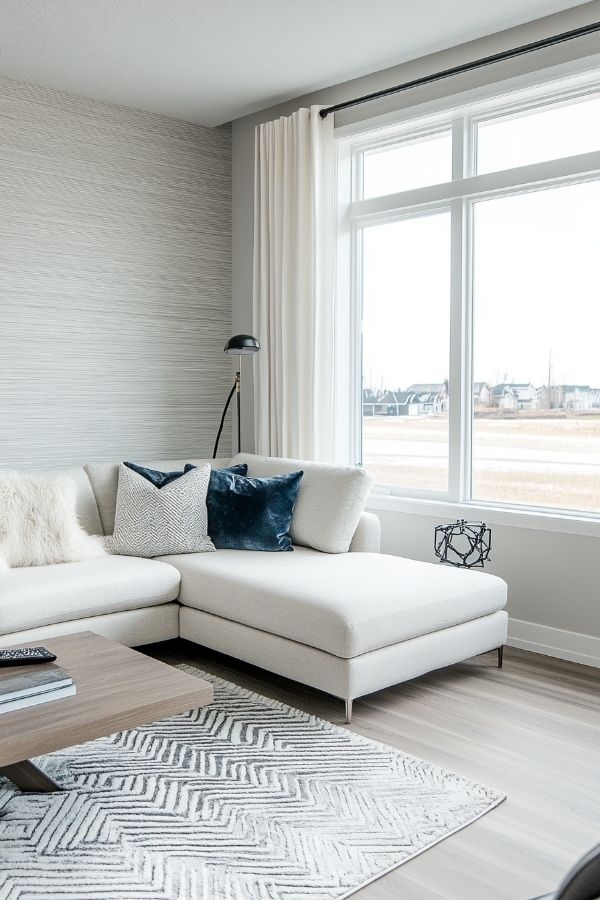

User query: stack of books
[0,664,76,715]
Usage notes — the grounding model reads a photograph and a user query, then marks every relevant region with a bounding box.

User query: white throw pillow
[107,463,215,558]
[0,473,106,569]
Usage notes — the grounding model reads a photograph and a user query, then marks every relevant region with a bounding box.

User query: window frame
[336,58,600,528]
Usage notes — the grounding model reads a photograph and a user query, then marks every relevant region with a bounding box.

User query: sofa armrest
[349,512,380,553]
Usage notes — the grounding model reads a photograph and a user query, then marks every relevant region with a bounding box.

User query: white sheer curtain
[253,106,337,462]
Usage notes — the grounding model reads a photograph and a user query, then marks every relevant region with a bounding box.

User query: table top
[0,631,213,767]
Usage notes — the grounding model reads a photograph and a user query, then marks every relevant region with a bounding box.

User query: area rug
[0,666,504,899]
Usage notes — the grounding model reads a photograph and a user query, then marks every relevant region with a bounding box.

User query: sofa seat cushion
[0,556,180,635]
[160,549,507,659]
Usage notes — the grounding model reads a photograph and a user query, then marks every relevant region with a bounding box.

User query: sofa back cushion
[231,454,373,554]
[84,458,231,535]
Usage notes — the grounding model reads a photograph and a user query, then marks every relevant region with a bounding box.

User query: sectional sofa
[0,453,508,721]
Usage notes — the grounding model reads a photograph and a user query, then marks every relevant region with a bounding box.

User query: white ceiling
[0,0,592,126]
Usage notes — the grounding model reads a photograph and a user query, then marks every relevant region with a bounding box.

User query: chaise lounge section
[0,454,508,721]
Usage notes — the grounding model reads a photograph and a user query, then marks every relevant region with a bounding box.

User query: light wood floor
[147,641,600,900]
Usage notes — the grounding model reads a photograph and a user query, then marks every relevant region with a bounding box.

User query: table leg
[0,760,63,792]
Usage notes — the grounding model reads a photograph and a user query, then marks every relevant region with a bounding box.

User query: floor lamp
[212,334,260,458]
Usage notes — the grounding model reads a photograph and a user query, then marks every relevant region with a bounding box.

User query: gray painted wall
[232,2,600,645]
[0,76,232,467]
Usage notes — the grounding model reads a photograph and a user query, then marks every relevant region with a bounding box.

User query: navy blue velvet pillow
[124,462,248,491]
[207,469,303,551]
[124,461,188,488]
[181,463,249,490]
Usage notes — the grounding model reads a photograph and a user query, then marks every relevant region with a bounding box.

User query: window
[338,70,600,518]
[476,93,600,174]
[362,129,452,198]
[362,213,451,492]
[472,180,600,513]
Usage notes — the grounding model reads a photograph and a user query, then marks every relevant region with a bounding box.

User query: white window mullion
[349,148,600,222]
[451,116,466,181]
[448,199,464,501]
[448,119,467,501]
[460,114,476,503]
[460,197,474,503]
[350,222,363,467]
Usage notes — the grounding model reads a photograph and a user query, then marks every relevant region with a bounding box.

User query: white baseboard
[507,617,600,668]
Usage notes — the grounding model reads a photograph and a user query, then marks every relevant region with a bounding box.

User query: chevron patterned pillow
[107,463,215,558]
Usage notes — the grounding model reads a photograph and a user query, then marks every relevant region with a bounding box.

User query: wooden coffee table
[0,631,213,792]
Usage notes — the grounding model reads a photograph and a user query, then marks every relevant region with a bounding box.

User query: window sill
[366,491,600,538]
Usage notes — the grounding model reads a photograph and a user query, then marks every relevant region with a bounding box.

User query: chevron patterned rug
[0,666,504,899]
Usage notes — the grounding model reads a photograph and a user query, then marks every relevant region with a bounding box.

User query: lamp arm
[212,379,238,459]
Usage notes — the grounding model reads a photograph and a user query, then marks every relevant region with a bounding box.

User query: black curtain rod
[319,21,600,119]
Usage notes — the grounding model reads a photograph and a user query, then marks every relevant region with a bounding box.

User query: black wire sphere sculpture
[434,519,492,568]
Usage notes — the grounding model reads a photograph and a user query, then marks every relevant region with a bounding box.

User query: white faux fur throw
[0,473,106,569]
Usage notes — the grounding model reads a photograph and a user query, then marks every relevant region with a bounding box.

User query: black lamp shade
[224,334,260,355]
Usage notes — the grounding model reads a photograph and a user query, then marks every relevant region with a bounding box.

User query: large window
[362,212,451,492]
[339,69,600,518]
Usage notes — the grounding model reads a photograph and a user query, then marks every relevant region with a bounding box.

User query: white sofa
[0,454,508,722]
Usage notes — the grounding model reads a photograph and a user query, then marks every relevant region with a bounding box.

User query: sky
[361,93,600,393]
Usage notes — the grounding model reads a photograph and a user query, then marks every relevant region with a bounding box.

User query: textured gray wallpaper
[0,77,232,467]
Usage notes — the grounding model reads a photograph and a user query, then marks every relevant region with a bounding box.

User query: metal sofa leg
[345,699,353,724]
[498,645,504,668]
